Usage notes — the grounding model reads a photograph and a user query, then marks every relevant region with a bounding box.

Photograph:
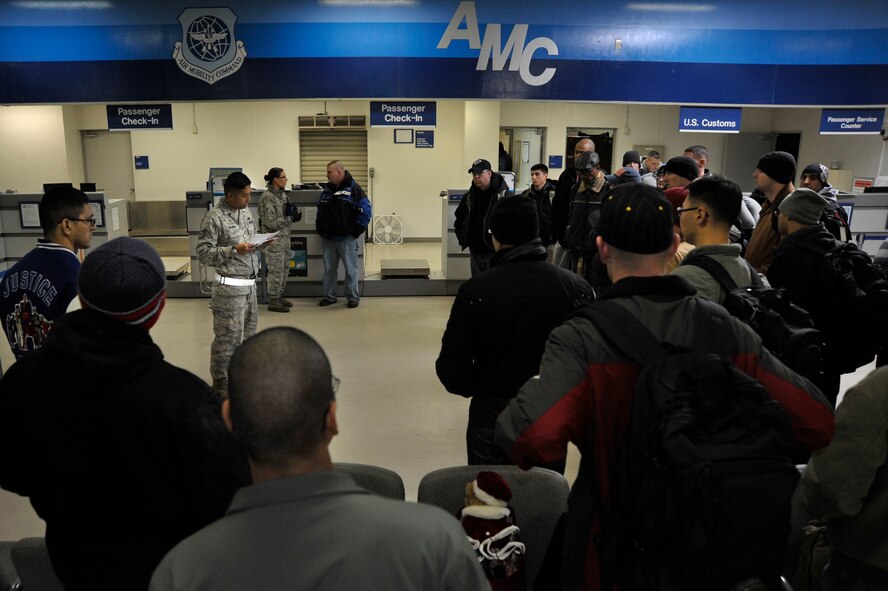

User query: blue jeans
[322,236,360,302]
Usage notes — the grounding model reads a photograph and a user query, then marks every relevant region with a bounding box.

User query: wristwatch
[231,245,238,257]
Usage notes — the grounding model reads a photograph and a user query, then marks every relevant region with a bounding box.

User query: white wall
[776,108,888,189]
[0,105,70,193]
[369,100,467,238]
[4,101,884,239]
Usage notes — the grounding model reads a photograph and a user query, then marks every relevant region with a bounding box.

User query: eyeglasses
[277,176,287,180]
[62,217,97,227]
[675,206,699,215]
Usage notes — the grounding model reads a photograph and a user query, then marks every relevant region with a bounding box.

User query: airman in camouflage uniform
[259,167,296,313]
[196,172,263,396]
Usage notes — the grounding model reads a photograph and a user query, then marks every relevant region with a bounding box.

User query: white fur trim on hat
[473,480,508,508]
[461,505,512,520]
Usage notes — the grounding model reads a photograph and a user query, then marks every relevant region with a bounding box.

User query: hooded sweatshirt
[0,309,249,591]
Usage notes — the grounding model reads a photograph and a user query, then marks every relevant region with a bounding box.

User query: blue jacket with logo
[0,240,80,360]
[316,172,371,241]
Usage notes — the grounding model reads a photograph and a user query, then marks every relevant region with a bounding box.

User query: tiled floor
[363,240,445,280]
[0,291,584,541]
[0,253,877,541]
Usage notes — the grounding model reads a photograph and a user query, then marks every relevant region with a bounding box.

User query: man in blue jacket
[316,160,371,309]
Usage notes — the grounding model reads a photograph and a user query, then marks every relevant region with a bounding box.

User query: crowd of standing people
[0,146,885,590]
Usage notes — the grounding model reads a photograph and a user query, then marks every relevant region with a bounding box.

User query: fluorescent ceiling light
[626,3,715,11]
[12,1,112,8]
[320,0,417,5]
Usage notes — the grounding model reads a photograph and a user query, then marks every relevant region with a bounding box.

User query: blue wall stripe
[0,23,886,65]
[1,57,886,105]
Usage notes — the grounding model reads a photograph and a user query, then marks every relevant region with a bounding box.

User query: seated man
[0,237,249,591]
[150,327,488,591]
[801,365,888,590]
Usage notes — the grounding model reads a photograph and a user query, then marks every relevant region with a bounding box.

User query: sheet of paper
[249,232,278,246]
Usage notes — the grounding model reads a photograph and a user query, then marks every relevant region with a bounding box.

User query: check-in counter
[839,191,888,256]
[442,189,470,290]
[179,188,363,297]
[0,192,128,272]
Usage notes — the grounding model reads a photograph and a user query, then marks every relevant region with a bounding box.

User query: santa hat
[473,471,512,507]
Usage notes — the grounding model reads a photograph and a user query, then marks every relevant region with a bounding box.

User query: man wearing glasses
[0,186,94,360]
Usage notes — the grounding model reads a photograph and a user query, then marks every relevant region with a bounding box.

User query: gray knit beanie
[778,188,828,225]
[78,237,166,329]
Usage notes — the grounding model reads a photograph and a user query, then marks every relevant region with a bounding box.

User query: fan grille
[372,215,404,245]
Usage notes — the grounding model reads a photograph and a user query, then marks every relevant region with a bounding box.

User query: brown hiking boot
[280,297,293,307]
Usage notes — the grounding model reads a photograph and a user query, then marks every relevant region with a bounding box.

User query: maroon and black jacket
[495,275,835,591]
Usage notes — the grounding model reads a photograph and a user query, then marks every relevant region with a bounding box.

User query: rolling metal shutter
[299,130,368,190]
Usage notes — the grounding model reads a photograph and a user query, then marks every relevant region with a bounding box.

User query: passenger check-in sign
[370,102,437,127]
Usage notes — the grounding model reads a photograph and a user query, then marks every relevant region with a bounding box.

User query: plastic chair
[0,541,21,591]
[10,538,63,591]
[417,465,570,590]
[333,462,406,500]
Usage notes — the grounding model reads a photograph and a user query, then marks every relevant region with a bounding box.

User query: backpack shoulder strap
[741,259,765,287]
[682,254,739,292]
[576,301,666,365]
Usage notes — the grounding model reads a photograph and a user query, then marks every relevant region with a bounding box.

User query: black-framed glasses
[675,206,699,215]
[61,217,97,227]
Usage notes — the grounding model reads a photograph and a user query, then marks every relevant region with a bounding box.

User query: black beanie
[756,151,796,185]
[663,156,699,182]
[489,196,540,245]
[622,150,641,166]
[597,184,675,254]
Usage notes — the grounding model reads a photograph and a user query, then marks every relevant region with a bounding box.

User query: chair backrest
[0,541,21,591]
[417,465,570,589]
[10,538,63,591]
[333,463,406,500]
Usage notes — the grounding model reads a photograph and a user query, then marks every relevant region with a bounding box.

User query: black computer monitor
[42,182,73,192]
[79,182,97,192]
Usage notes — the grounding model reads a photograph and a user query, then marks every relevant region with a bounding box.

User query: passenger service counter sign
[679,107,742,133]
[820,109,885,134]
[173,8,247,85]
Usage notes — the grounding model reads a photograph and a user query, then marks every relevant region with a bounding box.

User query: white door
[82,130,135,201]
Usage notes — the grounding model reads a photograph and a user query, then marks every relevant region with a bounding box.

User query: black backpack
[820,201,851,242]
[800,241,888,374]
[581,302,800,591]
[682,256,824,383]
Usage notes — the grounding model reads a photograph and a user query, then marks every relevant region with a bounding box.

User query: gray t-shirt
[150,470,489,591]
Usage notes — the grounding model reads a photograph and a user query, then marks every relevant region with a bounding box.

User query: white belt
[215,274,255,286]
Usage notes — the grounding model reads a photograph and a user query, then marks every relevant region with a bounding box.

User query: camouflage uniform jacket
[197,200,259,279]
[258,187,291,237]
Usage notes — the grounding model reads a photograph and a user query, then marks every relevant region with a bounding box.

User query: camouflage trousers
[264,238,290,299]
[210,283,257,388]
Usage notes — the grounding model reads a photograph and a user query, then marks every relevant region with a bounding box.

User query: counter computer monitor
[42,182,73,192]
[80,182,97,192]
